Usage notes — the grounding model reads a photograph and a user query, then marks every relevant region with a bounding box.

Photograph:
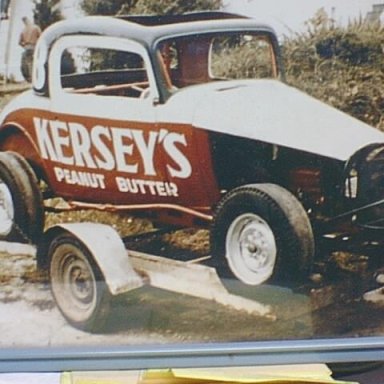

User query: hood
[182,79,384,161]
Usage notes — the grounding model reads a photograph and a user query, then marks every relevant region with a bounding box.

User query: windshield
[156,31,278,90]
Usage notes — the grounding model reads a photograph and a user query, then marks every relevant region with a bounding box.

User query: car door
[43,35,172,205]
[154,36,222,211]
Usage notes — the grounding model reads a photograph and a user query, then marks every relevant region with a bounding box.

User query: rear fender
[38,223,144,295]
[0,124,45,176]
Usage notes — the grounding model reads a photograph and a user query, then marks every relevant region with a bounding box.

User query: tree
[81,0,130,16]
[128,0,222,15]
[80,0,222,16]
[33,0,62,30]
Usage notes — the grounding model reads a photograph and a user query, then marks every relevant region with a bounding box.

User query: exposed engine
[345,143,384,228]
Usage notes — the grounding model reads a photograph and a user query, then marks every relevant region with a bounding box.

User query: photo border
[0,337,383,372]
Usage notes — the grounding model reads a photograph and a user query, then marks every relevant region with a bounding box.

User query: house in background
[0,0,33,81]
[366,3,384,22]
[1,1,384,83]
[0,0,79,82]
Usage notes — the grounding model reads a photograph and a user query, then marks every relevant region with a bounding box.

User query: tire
[0,151,44,243]
[49,233,111,332]
[210,183,314,285]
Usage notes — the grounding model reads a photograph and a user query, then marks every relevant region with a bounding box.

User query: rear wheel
[211,183,314,285]
[49,233,111,332]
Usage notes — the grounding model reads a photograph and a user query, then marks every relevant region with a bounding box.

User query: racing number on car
[33,40,48,91]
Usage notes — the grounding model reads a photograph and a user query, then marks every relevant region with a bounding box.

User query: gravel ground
[0,85,383,350]
[0,248,179,347]
[0,235,384,350]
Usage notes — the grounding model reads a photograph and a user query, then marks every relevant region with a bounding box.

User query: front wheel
[0,152,44,243]
[210,183,314,285]
[49,233,111,332]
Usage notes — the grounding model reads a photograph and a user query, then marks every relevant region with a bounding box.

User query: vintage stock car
[1,11,384,314]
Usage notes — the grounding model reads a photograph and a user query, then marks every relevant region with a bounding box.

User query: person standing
[19,16,41,81]
[0,0,10,19]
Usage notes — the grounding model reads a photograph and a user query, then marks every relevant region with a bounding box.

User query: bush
[33,0,62,30]
[80,0,222,16]
[282,10,384,130]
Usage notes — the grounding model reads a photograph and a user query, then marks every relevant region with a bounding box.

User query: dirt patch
[0,82,30,110]
[0,82,383,348]
[0,229,383,349]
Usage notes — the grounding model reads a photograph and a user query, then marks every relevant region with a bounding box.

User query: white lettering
[116,176,128,192]
[68,122,96,168]
[34,118,193,180]
[164,133,192,179]
[146,180,156,195]
[91,125,115,170]
[54,166,64,182]
[111,128,138,173]
[34,117,58,161]
[115,177,178,197]
[54,167,105,189]
[49,120,73,165]
[131,130,158,176]
[155,181,167,196]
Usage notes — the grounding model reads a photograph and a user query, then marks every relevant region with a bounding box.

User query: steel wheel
[0,180,14,236]
[226,213,277,285]
[211,183,314,285]
[0,152,44,243]
[49,234,110,331]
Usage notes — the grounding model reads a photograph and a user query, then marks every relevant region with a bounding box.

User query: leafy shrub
[80,0,222,16]
[211,35,275,79]
[33,0,62,30]
[282,9,384,130]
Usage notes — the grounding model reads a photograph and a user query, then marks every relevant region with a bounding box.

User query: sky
[1,0,382,79]
[7,1,382,35]
[27,1,383,32]
[225,0,380,36]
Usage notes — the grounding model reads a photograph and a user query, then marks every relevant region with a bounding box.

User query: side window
[60,46,149,98]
